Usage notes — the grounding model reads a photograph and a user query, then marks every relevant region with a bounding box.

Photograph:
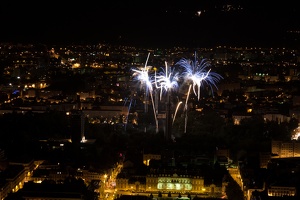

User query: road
[228,168,243,189]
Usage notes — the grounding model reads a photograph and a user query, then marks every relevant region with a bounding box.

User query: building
[116,172,227,197]
[68,110,85,143]
[0,164,26,200]
[272,140,300,158]
[259,152,272,169]
[268,185,297,197]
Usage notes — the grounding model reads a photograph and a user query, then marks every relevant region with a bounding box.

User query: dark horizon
[1,0,299,48]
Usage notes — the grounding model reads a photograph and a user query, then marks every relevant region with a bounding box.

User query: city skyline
[1,29,300,199]
[1,0,299,48]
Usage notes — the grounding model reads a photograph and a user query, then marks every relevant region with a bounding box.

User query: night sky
[1,0,299,48]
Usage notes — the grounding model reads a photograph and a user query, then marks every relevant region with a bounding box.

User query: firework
[131,53,159,133]
[176,52,223,133]
[155,61,180,100]
[131,51,222,136]
[131,53,153,93]
[176,53,222,101]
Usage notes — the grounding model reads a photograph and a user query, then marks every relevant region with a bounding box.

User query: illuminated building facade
[268,185,296,197]
[272,140,300,158]
[116,172,227,196]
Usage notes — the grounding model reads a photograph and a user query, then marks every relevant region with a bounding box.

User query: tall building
[259,152,271,168]
[69,110,85,144]
[271,140,300,158]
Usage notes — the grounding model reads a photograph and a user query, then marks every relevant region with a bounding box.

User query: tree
[187,193,191,200]
[158,191,162,197]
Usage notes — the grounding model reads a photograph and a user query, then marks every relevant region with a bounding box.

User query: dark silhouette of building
[69,110,85,144]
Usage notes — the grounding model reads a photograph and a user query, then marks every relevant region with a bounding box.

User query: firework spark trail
[131,53,159,132]
[124,98,133,131]
[155,61,180,100]
[184,84,192,112]
[131,54,153,94]
[149,91,159,132]
[173,101,182,125]
[184,85,192,133]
